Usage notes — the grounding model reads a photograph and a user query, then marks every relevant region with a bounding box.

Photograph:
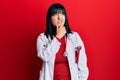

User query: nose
[57,13,62,20]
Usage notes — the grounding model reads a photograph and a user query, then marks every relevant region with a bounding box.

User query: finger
[62,28,66,33]
[56,25,59,29]
[64,29,67,33]
[60,26,65,30]
[59,25,65,28]
[62,27,66,31]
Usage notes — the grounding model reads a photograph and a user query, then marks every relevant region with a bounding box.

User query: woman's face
[51,10,65,27]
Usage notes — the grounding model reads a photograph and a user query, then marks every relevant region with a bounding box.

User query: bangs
[51,8,65,16]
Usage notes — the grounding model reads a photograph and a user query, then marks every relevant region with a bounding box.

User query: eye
[52,12,57,16]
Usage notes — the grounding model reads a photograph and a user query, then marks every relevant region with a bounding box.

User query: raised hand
[55,25,66,39]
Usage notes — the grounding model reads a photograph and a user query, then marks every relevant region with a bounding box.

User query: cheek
[62,16,65,22]
[62,17,65,24]
[51,18,57,25]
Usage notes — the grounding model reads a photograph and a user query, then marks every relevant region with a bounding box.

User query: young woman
[37,3,89,80]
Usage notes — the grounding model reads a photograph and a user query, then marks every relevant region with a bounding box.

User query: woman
[37,3,89,80]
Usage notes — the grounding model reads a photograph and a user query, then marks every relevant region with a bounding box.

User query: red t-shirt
[54,37,71,80]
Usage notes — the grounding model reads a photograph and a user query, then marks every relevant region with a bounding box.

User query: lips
[57,20,62,24]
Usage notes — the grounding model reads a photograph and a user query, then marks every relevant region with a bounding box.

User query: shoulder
[37,32,45,37]
[37,32,47,41]
[68,31,83,43]
[68,31,81,38]
[69,31,84,46]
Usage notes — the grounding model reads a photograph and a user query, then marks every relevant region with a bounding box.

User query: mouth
[57,20,62,24]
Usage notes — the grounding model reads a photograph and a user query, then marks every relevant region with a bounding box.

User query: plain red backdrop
[0,0,120,80]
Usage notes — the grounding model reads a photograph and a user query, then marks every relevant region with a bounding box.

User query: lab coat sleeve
[37,34,61,62]
[75,32,89,80]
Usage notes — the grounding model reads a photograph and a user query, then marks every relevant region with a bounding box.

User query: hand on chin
[57,24,64,28]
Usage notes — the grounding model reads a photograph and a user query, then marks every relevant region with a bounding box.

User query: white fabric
[37,31,89,80]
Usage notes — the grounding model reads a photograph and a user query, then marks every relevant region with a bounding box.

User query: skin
[51,11,66,39]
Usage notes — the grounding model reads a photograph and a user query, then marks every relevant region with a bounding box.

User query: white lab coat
[37,31,89,80]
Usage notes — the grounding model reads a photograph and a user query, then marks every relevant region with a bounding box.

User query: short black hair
[45,3,72,40]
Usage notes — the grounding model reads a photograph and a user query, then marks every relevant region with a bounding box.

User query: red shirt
[54,37,71,80]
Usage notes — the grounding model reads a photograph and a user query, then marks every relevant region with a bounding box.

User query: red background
[0,0,120,80]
